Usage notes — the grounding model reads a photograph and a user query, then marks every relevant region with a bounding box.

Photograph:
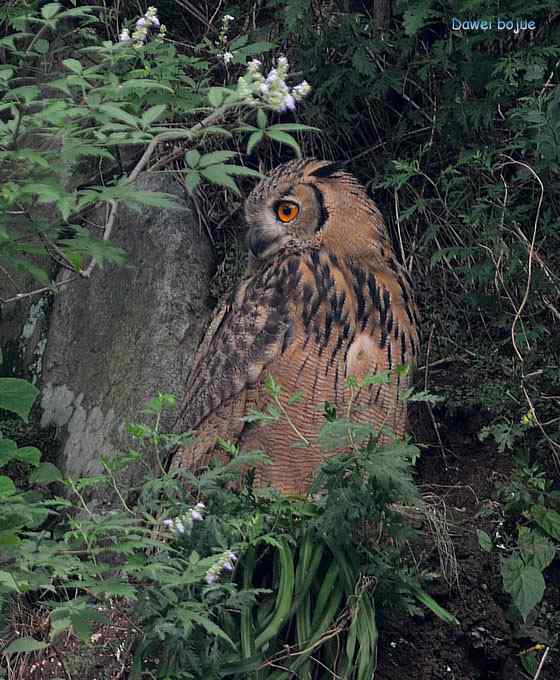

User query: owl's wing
[172,256,299,467]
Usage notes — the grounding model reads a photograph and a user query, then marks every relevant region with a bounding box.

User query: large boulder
[39,172,215,490]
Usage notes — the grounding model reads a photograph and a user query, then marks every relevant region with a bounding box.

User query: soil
[376,400,560,680]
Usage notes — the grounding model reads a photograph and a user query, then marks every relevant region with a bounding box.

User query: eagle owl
[172,159,419,495]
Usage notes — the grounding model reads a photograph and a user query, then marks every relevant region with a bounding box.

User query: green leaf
[208,87,224,107]
[63,59,83,74]
[71,612,92,644]
[185,149,201,168]
[0,439,18,467]
[3,85,40,103]
[411,586,459,625]
[0,475,17,498]
[13,149,50,168]
[123,191,183,210]
[97,103,138,128]
[247,131,264,155]
[518,527,555,571]
[229,35,249,50]
[0,570,20,593]
[257,108,267,130]
[531,506,560,541]
[267,123,320,133]
[34,39,49,55]
[87,580,137,599]
[0,532,20,547]
[49,616,71,641]
[0,67,14,82]
[477,529,493,553]
[29,462,63,484]
[197,125,232,138]
[360,371,392,386]
[3,638,49,655]
[198,150,237,168]
[15,446,42,467]
[57,7,100,20]
[119,79,174,94]
[502,557,545,621]
[184,170,201,195]
[41,3,62,20]
[0,378,39,422]
[220,165,261,178]
[403,1,431,36]
[141,104,167,127]
[265,130,302,157]
[200,165,240,194]
[287,390,304,405]
[191,613,236,648]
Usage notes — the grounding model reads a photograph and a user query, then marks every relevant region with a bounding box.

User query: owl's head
[244,158,387,260]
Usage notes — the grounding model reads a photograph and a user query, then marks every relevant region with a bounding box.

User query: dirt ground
[376,402,559,680]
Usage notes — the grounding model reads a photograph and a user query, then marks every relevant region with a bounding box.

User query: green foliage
[0,1,315,302]
[0,374,453,678]
[479,459,560,623]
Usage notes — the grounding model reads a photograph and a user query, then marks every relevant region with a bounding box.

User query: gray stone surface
[39,172,215,487]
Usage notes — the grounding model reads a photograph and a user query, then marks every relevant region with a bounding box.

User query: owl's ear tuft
[309,161,346,179]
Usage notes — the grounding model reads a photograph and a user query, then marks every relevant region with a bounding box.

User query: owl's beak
[247,224,288,259]
[247,227,271,258]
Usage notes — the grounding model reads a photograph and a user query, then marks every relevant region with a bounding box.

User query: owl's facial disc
[246,195,301,259]
[245,181,326,259]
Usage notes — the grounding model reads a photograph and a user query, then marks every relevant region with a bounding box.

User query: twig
[423,323,447,463]
[532,646,549,680]
[416,354,470,371]
[498,157,545,363]
[1,275,81,306]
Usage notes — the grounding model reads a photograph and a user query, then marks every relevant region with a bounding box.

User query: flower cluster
[119,6,166,47]
[205,551,238,585]
[237,56,311,112]
[163,502,205,536]
[218,14,235,64]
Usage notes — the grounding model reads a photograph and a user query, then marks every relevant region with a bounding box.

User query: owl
[172,159,419,495]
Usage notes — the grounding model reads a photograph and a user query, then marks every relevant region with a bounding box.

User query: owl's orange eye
[276,202,299,223]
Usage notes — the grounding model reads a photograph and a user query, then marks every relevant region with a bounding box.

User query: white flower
[237,76,252,98]
[248,59,261,72]
[224,14,235,22]
[118,28,131,43]
[132,25,148,44]
[265,67,278,84]
[136,17,147,27]
[222,51,234,64]
[149,16,160,28]
[190,509,203,521]
[280,93,296,111]
[195,502,205,510]
[162,518,174,528]
[205,572,218,585]
[276,56,289,78]
[292,80,311,100]
[227,551,238,562]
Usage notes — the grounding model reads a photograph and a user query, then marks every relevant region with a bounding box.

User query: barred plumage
[172,159,419,494]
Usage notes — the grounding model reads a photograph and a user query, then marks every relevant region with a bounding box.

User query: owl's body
[173,159,419,495]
